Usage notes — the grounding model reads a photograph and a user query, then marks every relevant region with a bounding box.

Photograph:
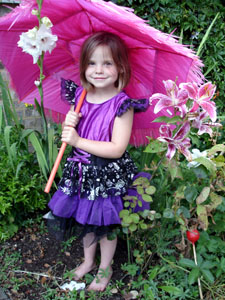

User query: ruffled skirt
[47,149,150,244]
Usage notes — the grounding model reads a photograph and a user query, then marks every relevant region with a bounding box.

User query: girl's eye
[88,61,95,66]
[104,61,113,66]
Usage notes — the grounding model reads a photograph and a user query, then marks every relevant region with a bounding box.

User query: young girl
[48,31,149,291]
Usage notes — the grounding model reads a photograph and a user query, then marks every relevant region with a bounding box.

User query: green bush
[0,129,47,240]
[116,0,225,115]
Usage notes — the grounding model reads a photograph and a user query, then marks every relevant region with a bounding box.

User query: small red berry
[186,229,200,244]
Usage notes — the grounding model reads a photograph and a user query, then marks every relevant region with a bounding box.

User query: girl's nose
[95,64,103,73]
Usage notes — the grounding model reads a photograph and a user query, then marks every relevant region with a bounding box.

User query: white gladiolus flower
[187,149,208,168]
[36,24,58,53]
[41,16,53,28]
[18,28,41,64]
[18,22,57,64]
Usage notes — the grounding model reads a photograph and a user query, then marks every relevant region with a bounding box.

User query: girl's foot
[88,266,113,292]
[73,261,96,280]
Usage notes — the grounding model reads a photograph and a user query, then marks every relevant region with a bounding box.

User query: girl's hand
[61,126,80,147]
[64,106,82,128]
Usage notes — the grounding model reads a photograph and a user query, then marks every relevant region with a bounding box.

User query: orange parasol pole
[44,89,87,193]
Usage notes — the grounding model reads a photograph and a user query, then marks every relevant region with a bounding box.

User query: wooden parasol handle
[44,89,87,193]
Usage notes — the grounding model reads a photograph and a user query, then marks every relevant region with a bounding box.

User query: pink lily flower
[150,80,189,117]
[180,82,217,122]
[192,111,222,137]
[158,122,192,160]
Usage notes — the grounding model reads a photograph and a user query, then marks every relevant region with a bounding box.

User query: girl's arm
[61,108,134,159]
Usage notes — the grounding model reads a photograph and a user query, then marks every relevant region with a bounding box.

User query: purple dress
[48,79,150,242]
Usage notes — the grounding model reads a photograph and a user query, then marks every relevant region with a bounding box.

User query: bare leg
[73,233,97,280]
[88,236,117,291]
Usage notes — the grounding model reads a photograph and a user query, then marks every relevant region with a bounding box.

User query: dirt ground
[0,220,129,300]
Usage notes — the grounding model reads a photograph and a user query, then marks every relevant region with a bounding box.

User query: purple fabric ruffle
[61,78,77,105]
[48,172,151,227]
[49,190,123,226]
[116,98,149,116]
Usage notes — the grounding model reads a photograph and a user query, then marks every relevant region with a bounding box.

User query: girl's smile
[85,45,119,91]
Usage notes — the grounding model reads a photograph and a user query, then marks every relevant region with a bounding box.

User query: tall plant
[16,0,62,183]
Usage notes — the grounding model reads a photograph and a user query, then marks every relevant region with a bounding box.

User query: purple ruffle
[61,78,78,105]
[49,190,123,226]
[48,172,151,227]
[117,98,149,117]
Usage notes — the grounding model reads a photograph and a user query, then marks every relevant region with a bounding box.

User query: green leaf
[129,223,137,232]
[192,165,208,179]
[163,208,174,218]
[184,186,198,203]
[159,286,182,295]
[207,144,225,156]
[119,209,129,218]
[123,216,133,224]
[196,187,210,204]
[179,258,196,268]
[29,132,49,179]
[152,116,182,124]
[137,186,144,195]
[197,204,208,230]
[144,139,167,153]
[142,194,153,203]
[201,269,214,283]
[177,206,190,218]
[131,213,140,224]
[188,267,200,285]
[197,12,220,57]
[4,126,14,170]
[145,186,156,195]
[148,267,158,280]
[0,105,3,134]
[140,223,147,230]
[194,157,216,177]
[201,260,216,270]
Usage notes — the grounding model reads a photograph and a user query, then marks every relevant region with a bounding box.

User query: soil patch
[0,220,129,299]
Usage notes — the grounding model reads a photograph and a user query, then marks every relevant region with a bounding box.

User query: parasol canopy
[0,0,204,146]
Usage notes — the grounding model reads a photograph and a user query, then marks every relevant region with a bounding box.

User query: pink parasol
[0,0,204,147]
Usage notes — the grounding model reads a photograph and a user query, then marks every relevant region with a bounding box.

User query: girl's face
[85,45,119,91]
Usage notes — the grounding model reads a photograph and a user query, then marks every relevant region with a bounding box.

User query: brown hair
[80,31,131,91]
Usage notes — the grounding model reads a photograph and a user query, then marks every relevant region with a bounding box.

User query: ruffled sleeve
[61,78,78,105]
[116,98,149,117]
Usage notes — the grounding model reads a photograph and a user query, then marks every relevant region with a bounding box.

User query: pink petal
[153,95,174,114]
[159,124,173,138]
[177,89,189,103]
[163,80,178,96]
[198,82,216,102]
[166,144,176,160]
[179,145,192,161]
[189,101,199,113]
[198,125,213,137]
[173,122,190,140]
[200,100,217,122]
[180,82,198,100]
[177,104,187,118]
